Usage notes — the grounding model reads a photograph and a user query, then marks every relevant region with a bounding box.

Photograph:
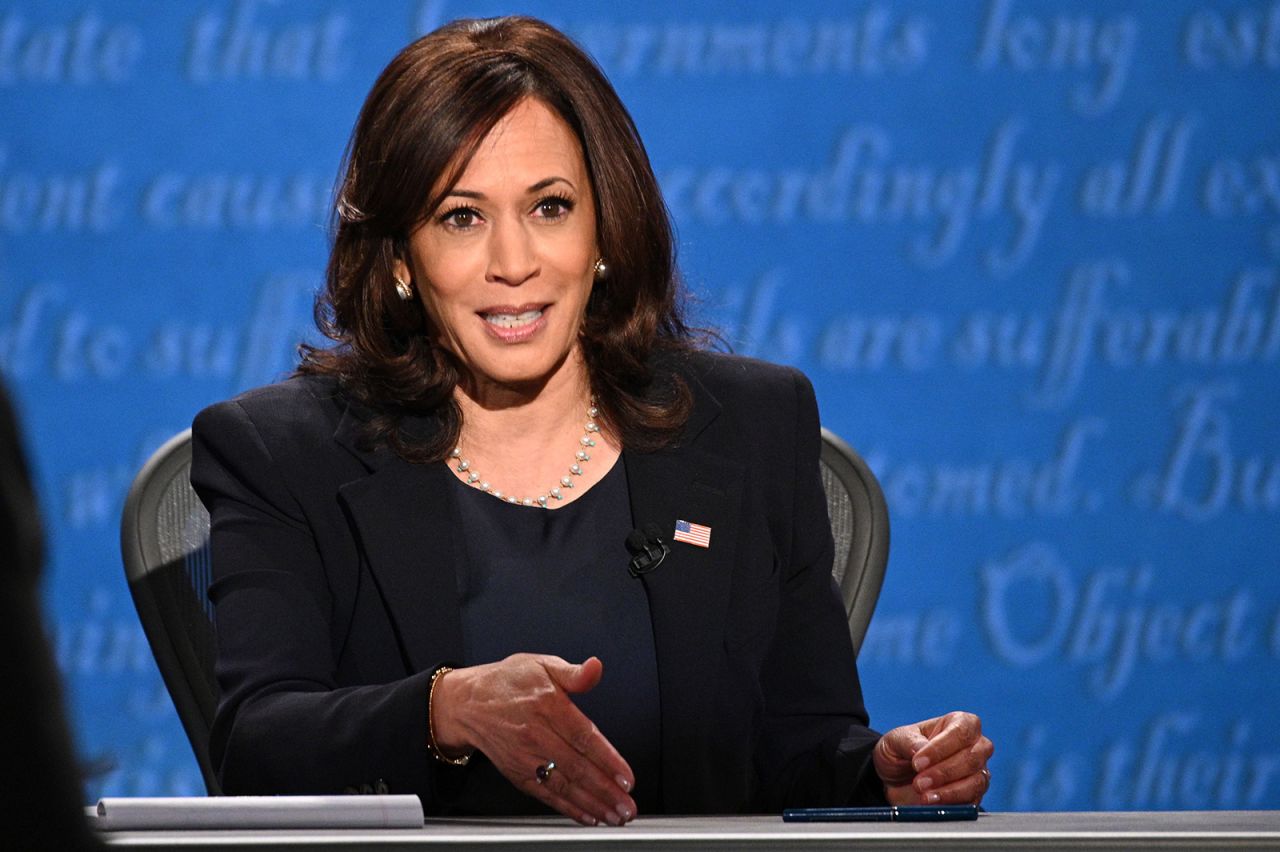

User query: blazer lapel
[332,407,465,675]
[624,373,745,807]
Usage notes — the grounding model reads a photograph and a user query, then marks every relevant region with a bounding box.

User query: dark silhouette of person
[0,380,99,849]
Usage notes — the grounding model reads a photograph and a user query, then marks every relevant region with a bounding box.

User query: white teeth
[484,309,542,328]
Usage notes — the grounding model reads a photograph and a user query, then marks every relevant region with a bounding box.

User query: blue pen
[782,804,980,822]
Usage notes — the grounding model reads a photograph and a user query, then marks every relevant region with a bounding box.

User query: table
[98,811,1280,850]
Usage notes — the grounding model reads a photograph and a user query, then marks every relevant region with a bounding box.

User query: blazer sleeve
[752,369,888,808]
[191,398,446,800]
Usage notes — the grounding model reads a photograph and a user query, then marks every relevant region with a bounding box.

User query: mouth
[481,306,545,328]
[478,303,550,342]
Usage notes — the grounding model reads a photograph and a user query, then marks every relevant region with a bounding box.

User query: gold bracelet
[427,666,472,766]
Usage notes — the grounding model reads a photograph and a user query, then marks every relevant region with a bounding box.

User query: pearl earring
[393,275,413,301]
[593,258,610,281]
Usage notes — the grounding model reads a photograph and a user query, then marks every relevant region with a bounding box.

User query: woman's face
[399,97,598,396]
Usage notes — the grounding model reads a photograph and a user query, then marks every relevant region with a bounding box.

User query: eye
[438,205,481,230]
[532,194,574,220]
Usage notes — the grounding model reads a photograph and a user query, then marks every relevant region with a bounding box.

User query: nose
[485,218,538,287]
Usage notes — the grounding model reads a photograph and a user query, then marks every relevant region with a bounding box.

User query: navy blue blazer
[190,351,886,813]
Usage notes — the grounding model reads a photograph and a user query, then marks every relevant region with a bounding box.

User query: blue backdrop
[3,0,1278,810]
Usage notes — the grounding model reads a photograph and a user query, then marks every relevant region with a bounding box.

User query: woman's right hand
[430,654,637,826]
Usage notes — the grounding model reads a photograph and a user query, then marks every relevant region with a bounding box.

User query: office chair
[120,428,221,795]
[818,428,890,657]
[121,426,889,794]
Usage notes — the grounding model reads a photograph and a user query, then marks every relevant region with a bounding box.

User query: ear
[391,255,412,284]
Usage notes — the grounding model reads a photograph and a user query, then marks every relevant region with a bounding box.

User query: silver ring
[535,760,556,784]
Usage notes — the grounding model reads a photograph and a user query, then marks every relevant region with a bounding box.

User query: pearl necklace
[449,402,601,508]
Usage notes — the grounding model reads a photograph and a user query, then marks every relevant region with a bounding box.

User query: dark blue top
[448,459,661,814]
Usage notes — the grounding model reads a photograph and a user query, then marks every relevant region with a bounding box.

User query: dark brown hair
[298,16,696,461]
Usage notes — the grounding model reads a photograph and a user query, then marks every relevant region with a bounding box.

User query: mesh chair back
[120,428,220,795]
[819,428,890,657]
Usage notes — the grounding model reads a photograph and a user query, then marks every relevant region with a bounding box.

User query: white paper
[92,795,424,831]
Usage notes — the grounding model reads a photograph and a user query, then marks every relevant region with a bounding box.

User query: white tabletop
[97,810,1280,851]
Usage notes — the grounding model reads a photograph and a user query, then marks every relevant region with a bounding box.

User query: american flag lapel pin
[673,518,712,549]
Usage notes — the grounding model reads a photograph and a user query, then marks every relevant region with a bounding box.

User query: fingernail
[926,792,940,804]
[913,756,931,771]
[583,814,598,826]
[616,775,632,792]
[617,804,633,822]
[916,776,934,791]
[605,811,622,826]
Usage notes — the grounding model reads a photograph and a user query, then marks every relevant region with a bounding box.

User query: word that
[187,0,350,82]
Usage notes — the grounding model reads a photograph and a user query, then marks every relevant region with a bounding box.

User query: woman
[191,16,993,825]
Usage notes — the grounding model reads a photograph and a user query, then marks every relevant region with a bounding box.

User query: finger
[496,709,636,824]
[520,768,607,826]
[873,726,930,787]
[550,716,637,819]
[530,754,636,826]
[544,656,604,695]
[467,656,635,823]
[887,725,931,762]
[911,712,983,772]
[513,689,635,821]
[883,781,919,806]
[489,734,631,826]
[913,736,994,796]
[913,765,990,806]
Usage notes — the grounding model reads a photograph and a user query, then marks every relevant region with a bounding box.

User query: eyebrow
[444,176,576,200]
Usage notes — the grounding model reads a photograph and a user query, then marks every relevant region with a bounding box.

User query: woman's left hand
[873,711,994,805]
